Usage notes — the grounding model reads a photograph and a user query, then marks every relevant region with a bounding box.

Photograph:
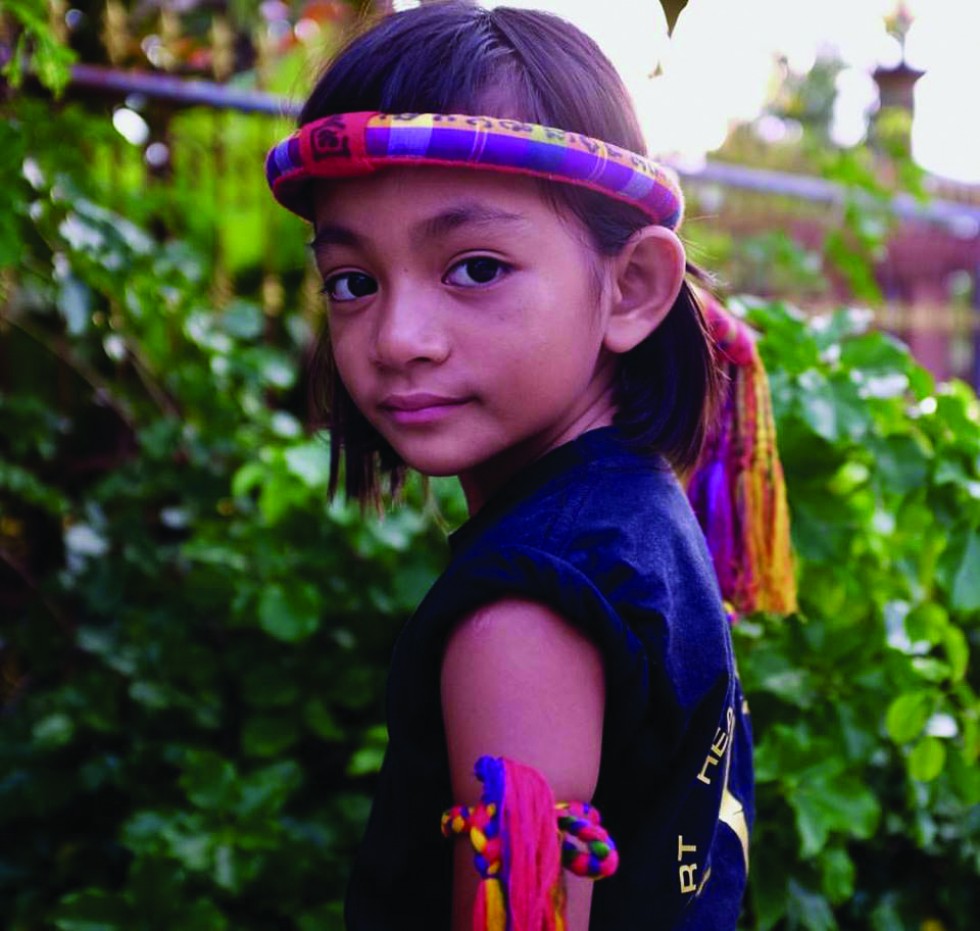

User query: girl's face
[312,168,620,509]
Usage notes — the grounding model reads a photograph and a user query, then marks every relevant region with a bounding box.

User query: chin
[389,438,489,479]
[397,451,471,478]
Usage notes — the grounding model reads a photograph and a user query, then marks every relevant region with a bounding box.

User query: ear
[601,226,686,355]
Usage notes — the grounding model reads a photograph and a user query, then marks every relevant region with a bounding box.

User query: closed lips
[381,394,470,411]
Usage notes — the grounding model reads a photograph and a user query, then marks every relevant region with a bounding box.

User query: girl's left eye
[443,257,510,288]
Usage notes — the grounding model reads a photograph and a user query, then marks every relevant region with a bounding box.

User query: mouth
[380,393,472,425]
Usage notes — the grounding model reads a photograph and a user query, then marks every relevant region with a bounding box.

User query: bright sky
[482,0,980,184]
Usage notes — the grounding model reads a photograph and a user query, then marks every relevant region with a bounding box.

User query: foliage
[768,55,844,147]
[1,93,465,930]
[732,298,980,930]
[1,0,77,95]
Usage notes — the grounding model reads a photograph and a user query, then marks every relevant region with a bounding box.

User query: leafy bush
[2,97,464,930]
[733,298,979,930]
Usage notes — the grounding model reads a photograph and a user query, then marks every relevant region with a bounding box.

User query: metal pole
[67,63,301,117]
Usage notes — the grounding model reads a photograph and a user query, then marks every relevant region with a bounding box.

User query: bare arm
[441,597,605,931]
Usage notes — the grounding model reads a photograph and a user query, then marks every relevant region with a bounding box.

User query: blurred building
[679,53,980,390]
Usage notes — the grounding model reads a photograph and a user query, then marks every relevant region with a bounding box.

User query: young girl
[265,2,761,928]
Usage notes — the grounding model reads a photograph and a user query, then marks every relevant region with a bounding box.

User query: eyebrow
[308,201,529,254]
[412,203,528,240]
[308,224,361,253]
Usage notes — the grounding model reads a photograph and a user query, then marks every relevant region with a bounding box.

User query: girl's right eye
[321,272,378,302]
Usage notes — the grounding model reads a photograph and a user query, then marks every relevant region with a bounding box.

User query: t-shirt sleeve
[420,542,656,749]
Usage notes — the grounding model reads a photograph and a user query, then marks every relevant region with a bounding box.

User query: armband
[441,756,618,931]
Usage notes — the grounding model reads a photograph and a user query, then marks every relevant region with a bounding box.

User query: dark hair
[301,0,721,504]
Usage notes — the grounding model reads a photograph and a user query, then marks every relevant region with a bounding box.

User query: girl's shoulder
[431,427,728,684]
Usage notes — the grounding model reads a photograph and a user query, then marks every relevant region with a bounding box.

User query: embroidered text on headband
[265,111,685,229]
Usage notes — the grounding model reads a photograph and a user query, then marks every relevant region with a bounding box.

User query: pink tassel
[499,759,564,931]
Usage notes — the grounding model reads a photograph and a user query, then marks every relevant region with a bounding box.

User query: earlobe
[602,226,687,355]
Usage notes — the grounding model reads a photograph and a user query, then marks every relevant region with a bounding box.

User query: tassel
[688,292,798,618]
[442,757,619,931]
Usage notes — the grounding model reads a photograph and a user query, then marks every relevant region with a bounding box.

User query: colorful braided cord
[265,111,684,229]
[442,757,618,930]
[441,763,618,883]
[556,802,619,879]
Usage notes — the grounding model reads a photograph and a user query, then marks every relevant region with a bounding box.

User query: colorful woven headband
[265,111,684,229]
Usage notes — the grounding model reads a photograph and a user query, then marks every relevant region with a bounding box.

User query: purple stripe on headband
[273,139,296,176]
[618,171,657,202]
[386,123,433,157]
[594,158,634,195]
[476,133,535,169]
[648,182,677,218]
[365,124,391,157]
[430,126,493,161]
[513,138,568,174]
[554,145,604,185]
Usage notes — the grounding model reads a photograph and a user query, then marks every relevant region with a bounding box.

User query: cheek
[327,322,370,395]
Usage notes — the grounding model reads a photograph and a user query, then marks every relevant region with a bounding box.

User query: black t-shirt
[345,426,754,930]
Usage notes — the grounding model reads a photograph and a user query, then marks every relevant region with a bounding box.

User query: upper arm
[440,597,606,931]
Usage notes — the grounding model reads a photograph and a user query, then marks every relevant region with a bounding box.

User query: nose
[371,287,450,369]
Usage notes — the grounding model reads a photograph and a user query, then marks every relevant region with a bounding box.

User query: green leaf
[942,626,969,682]
[258,471,308,523]
[1,0,77,94]
[790,772,880,857]
[346,725,388,777]
[220,300,264,339]
[304,699,345,741]
[839,329,911,375]
[254,348,296,389]
[181,900,230,931]
[169,829,212,872]
[904,603,948,646]
[910,657,950,682]
[284,440,330,489]
[231,461,266,498]
[180,751,238,811]
[240,664,301,708]
[797,370,838,442]
[57,275,92,335]
[257,583,322,642]
[869,895,905,931]
[871,434,930,494]
[52,889,130,931]
[885,691,932,744]
[819,846,855,905]
[938,523,980,612]
[297,902,345,931]
[786,879,836,931]
[121,811,170,853]
[241,714,299,758]
[236,761,302,818]
[0,460,70,514]
[908,736,946,782]
[32,712,74,749]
